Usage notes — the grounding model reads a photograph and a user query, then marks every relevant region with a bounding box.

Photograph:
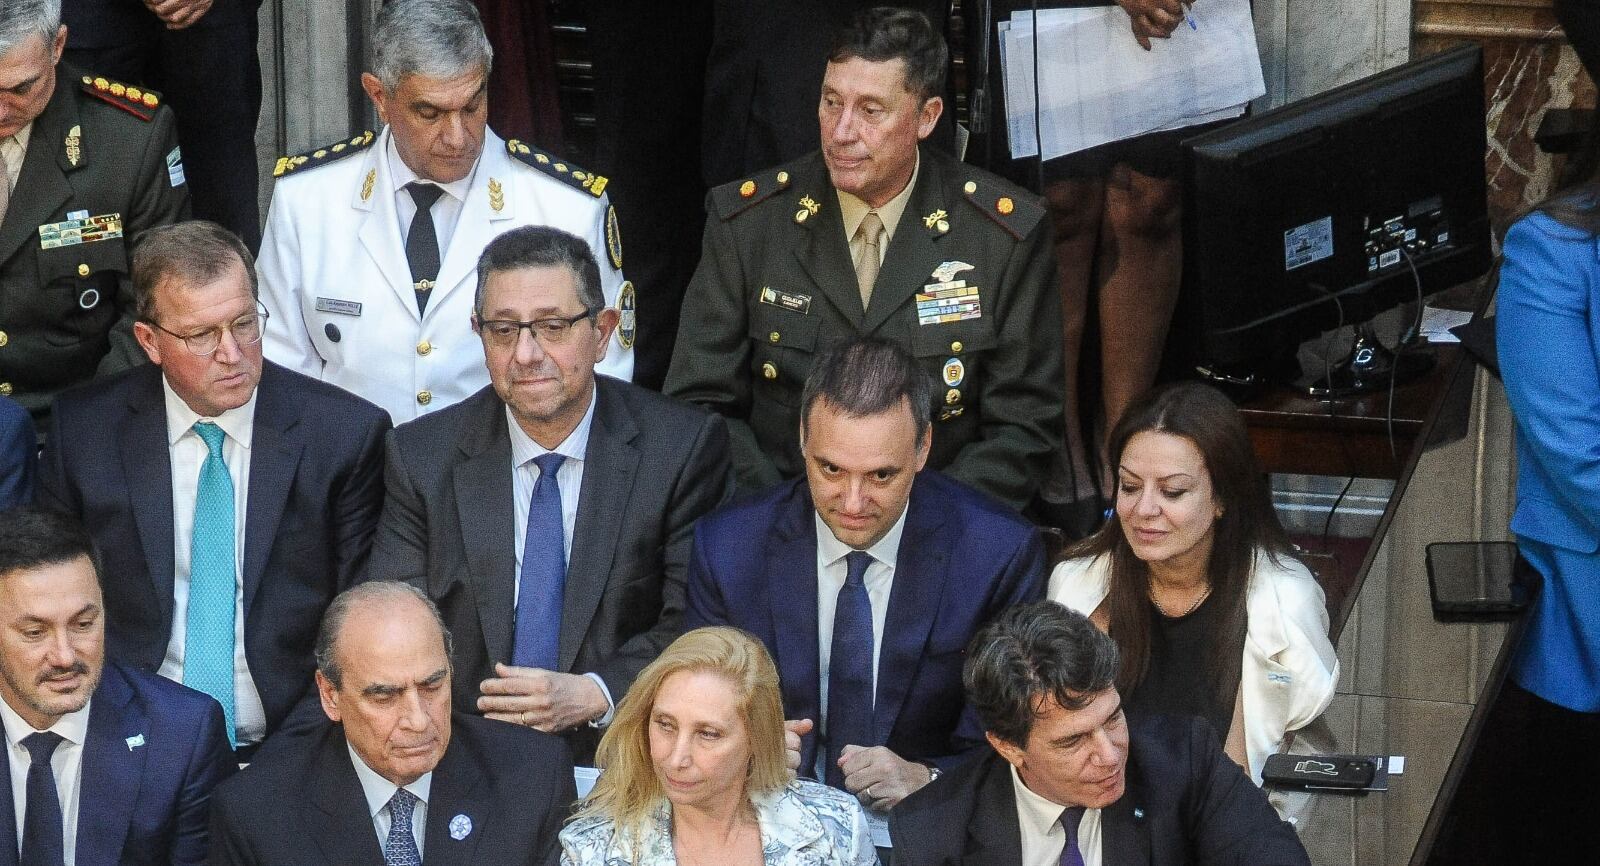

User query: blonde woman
[561,627,876,866]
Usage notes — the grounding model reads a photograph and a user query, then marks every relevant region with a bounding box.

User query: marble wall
[1254,0,1415,109]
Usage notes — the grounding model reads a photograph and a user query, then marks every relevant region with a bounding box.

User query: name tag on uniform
[916,280,983,325]
[316,297,363,317]
[759,286,812,315]
[39,213,122,249]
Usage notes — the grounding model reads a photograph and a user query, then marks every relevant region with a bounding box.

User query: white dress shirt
[388,134,475,262]
[813,508,908,732]
[1011,764,1103,866]
[348,743,432,858]
[0,697,90,865]
[0,124,29,194]
[158,380,268,745]
[505,390,614,723]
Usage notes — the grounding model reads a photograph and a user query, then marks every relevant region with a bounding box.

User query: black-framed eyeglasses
[477,309,597,348]
[148,303,269,357]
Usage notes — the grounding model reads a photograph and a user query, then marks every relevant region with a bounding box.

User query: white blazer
[257,126,634,424]
[1048,549,1338,785]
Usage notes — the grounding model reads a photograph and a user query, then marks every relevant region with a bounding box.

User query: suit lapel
[119,370,177,627]
[789,157,865,326]
[354,130,419,322]
[963,754,1024,865]
[74,666,147,865]
[420,734,486,865]
[873,475,950,746]
[0,722,14,866]
[1101,755,1152,866]
[241,365,304,616]
[306,729,386,866]
[560,382,638,672]
[0,73,77,268]
[456,392,518,667]
[769,485,823,773]
[431,132,514,313]
[862,148,954,336]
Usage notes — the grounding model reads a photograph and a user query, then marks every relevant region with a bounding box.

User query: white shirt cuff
[584,672,616,728]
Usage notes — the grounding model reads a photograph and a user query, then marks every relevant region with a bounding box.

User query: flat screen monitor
[1173,44,1492,389]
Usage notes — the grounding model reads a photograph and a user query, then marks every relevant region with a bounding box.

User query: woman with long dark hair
[1048,382,1336,788]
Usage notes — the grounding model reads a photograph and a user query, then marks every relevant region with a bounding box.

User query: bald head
[315,582,451,690]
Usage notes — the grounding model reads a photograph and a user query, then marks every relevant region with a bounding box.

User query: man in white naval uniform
[256,0,634,424]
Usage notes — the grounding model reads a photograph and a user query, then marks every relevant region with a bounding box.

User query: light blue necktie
[512,453,567,670]
[186,421,237,746]
[385,788,422,866]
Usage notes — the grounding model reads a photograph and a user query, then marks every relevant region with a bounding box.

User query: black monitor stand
[1305,322,1435,398]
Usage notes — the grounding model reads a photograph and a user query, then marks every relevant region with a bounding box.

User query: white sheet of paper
[866,808,892,848]
[1420,306,1473,343]
[1001,1,1265,159]
[1387,755,1406,775]
[574,766,601,798]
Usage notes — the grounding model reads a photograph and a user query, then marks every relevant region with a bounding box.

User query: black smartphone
[1426,541,1528,621]
[1262,753,1378,790]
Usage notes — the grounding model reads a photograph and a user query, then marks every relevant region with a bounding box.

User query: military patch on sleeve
[272,130,376,179]
[617,281,637,349]
[710,167,794,221]
[80,75,161,121]
[605,205,623,270]
[505,139,609,198]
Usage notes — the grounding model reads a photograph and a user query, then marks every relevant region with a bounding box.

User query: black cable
[1389,247,1427,466]
[1307,282,1357,553]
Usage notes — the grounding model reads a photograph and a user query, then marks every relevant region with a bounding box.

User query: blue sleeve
[1496,213,1600,531]
[0,399,35,510]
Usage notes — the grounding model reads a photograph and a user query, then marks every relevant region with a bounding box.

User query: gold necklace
[1149,582,1212,618]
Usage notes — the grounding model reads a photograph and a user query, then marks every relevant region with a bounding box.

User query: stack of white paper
[1001,1,1265,160]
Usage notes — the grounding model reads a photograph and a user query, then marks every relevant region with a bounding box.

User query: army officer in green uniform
[665,7,1063,511]
[0,0,188,422]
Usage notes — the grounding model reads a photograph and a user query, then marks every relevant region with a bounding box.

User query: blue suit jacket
[686,471,1045,772]
[0,396,33,509]
[37,361,391,737]
[1496,209,1600,711]
[888,714,1309,866]
[0,662,235,866]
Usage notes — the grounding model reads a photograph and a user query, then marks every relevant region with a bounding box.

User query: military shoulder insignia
[505,139,608,197]
[711,167,794,221]
[605,205,623,270]
[273,130,376,179]
[959,177,1044,241]
[80,75,161,121]
[617,281,637,349]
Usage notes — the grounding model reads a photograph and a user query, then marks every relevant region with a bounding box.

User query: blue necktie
[19,732,63,866]
[186,422,237,746]
[512,453,567,670]
[384,788,422,866]
[825,550,875,790]
[1059,806,1087,866]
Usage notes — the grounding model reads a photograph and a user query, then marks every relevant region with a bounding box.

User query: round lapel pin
[449,814,472,840]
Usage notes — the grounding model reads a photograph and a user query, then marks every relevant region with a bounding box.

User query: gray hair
[131,221,258,324]
[371,0,494,92]
[964,602,1121,748]
[0,0,61,57]
[315,582,453,690]
[474,225,604,317]
[801,338,933,448]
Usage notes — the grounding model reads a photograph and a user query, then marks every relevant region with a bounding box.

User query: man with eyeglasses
[367,225,731,765]
[36,220,393,758]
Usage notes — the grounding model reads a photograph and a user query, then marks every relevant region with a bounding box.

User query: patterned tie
[186,421,238,746]
[405,182,446,316]
[384,788,422,866]
[1059,806,1087,866]
[825,550,875,789]
[20,732,64,866]
[855,211,884,309]
[512,453,567,670]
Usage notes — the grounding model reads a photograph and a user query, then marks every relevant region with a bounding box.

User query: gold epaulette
[272,131,376,179]
[505,139,608,197]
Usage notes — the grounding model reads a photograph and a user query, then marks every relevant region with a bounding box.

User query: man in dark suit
[0,0,190,423]
[209,581,574,865]
[0,396,33,508]
[686,338,1045,816]
[0,507,235,866]
[890,602,1309,866]
[368,225,732,764]
[36,220,391,754]
[666,7,1063,511]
